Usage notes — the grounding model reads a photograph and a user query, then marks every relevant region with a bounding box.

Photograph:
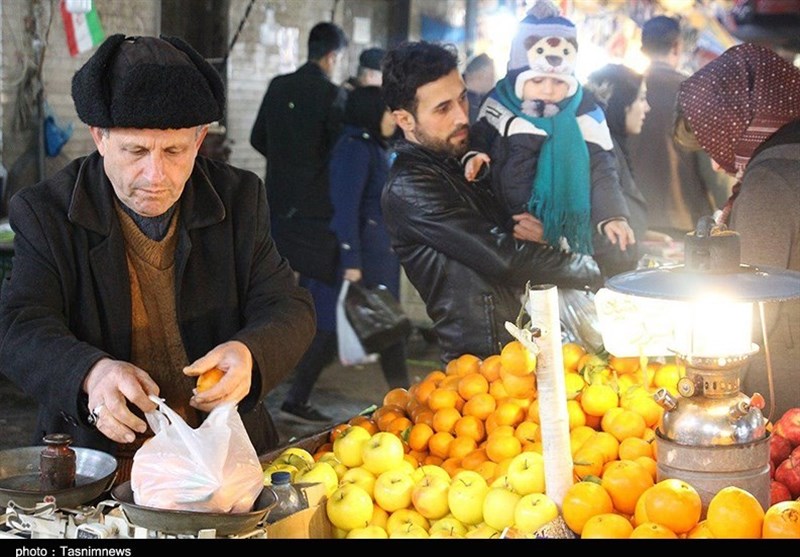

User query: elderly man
[0,34,315,482]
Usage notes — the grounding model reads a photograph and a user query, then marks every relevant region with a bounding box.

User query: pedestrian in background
[344,47,385,91]
[280,86,409,424]
[249,22,348,287]
[463,52,495,125]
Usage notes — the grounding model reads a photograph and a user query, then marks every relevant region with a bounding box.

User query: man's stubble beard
[414,124,469,158]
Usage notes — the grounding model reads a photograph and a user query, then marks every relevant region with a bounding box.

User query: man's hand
[184,340,253,412]
[82,359,160,444]
[464,152,490,182]
[512,212,545,243]
[603,219,636,251]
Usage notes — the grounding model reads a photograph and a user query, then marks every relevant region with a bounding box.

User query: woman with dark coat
[280,86,410,424]
[586,64,659,279]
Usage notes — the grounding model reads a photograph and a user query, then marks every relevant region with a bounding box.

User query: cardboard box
[265,482,332,539]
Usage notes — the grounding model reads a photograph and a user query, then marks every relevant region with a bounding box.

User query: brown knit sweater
[114,204,199,482]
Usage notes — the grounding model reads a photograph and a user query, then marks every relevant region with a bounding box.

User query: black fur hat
[71,34,224,129]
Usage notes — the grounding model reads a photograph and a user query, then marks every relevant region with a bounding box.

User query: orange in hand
[196,367,224,392]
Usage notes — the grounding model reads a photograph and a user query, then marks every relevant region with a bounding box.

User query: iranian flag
[60,0,105,57]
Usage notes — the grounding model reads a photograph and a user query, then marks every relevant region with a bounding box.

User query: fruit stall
[258,228,800,540]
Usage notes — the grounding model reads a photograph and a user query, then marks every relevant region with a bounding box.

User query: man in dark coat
[381,42,602,363]
[249,22,348,286]
[0,35,316,483]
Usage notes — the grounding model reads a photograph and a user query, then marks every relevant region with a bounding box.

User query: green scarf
[495,77,593,254]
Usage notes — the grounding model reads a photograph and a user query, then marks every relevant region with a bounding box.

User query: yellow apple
[464,522,501,538]
[262,463,298,484]
[482,486,521,531]
[325,483,373,532]
[389,522,429,538]
[411,464,451,485]
[385,507,430,535]
[339,466,377,499]
[506,451,545,495]
[411,475,450,520]
[294,460,339,498]
[514,492,559,534]
[277,447,315,468]
[317,452,348,480]
[346,525,388,538]
[448,470,489,525]
[361,431,405,476]
[333,425,371,467]
[395,459,416,476]
[428,515,468,537]
[374,468,415,513]
[272,453,312,474]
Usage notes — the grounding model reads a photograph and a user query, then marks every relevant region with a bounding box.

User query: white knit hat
[508,0,579,97]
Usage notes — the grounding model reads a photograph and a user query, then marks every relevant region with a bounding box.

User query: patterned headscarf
[677,43,800,176]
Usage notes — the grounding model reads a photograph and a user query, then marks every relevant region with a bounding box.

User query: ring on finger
[88,403,105,427]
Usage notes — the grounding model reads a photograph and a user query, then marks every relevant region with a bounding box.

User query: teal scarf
[495,77,593,254]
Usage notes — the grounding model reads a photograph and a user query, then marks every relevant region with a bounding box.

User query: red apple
[770,434,794,466]
[773,408,800,447]
[774,457,800,498]
[770,459,775,479]
[770,480,793,505]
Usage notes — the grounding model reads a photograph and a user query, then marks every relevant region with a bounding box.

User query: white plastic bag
[130,396,263,513]
[557,288,603,353]
[336,281,378,366]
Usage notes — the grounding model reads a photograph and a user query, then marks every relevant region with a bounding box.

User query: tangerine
[580,512,634,539]
[449,436,478,460]
[479,354,503,382]
[561,481,614,535]
[451,353,482,377]
[457,373,490,400]
[500,340,537,376]
[428,431,455,459]
[761,501,800,539]
[195,367,224,393]
[432,407,461,434]
[629,522,678,538]
[383,387,411,409]
[462,392,496,421]
[348,415,379,436]
[606,409,647,442]
[562,342,587,372]
[643,478,702,535]
[618,437,653,461]
[706,486,764,538]
[485,434,522,463]
[600,460,654,515]
[454,414,486,442]
[581,384,619,417]
[428,388,461,411]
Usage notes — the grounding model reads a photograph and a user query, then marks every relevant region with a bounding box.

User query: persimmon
[195,367,224,392]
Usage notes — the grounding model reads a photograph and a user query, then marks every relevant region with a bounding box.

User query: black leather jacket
[381,140,603,363]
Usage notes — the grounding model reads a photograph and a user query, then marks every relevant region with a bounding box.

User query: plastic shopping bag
[557,288,603,353]
[130,396,263,513]
[337,281,378,366]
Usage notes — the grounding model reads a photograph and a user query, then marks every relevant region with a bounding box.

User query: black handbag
[344,282,413,354]
[272,216,339,284]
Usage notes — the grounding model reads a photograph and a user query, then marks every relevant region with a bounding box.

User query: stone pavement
[0,328,442,452]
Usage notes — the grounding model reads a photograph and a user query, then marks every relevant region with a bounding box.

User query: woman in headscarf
[674,42,800,419]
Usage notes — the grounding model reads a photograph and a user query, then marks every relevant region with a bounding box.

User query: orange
[428,431,455,459]
[572,446,605,480]
[479,354,503,382]
[566,399,587,430]
[451,353,482,377]
[600,407,624,433]
[514,421,540,445]
[488,379,509,400]
[634,456,657,482]
[328,422,351,443]
[526,398,540,424]
[644,478,704,534]
[493,400,526,427]
[629,522,678,538]
[562,342,587,372]
[626,394,664,429]
[414,380,438,406]
[564,372,586,400]
[375,405,407,432]
[457,372,489,400]
[413,408,434,428]
[653,362,683,396]
[387,416,414,439]
[408,424,434,451]
[407,449,427,465]
[580,513,634,539]
[485,433,522,463]
[487,424,515,438]
[580,384,619,417]
[449,435,478,460]
[461,447,489,470]
[432,407,461,434]
[570,426,597,455]
[383,387,411,409]
[424,370,446,384]
[618,437,653,461]
[195,367,224,392]
[633,485,654,526]
[348,415,379,436]
[475,460,498,483]
[439,374,462,392]
[423,454,444,466]
[581,431,619,463]
[606,409,647,442]
[463,392,496,421]
[403,453,420,469]
[499,340,536,376]
[440,457,462,478]
[761,500,800,539]
[706,486,764,538]
[427,388,461,411]
[561,481,614,535]
[686,520,715,539]
[499,368,536,398]
[600,460,654,516]
[454,414,486,443]
[608,355,640,374]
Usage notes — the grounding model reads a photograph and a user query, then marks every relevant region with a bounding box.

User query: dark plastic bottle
[267,471,304,523]
[40,433,76,491]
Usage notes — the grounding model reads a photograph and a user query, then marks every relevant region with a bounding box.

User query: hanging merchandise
[43,102,73,157]
[60,0,104,57]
